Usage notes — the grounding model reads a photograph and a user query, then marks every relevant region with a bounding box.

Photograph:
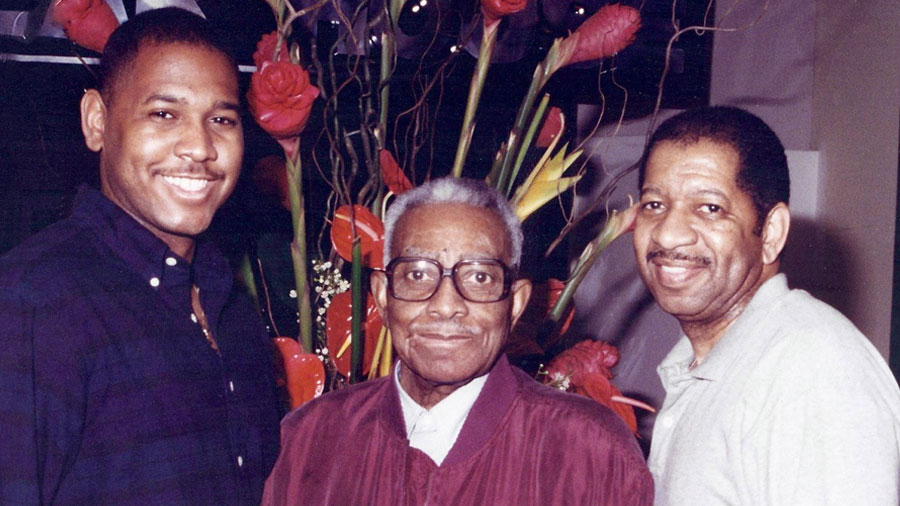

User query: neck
[681,267,778,366]
[165,236,196,263]
[399,364,468,410]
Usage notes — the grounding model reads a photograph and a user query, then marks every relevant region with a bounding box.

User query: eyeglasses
[380,257,514,303]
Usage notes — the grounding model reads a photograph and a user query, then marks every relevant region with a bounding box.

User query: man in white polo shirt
[634,106,900,505]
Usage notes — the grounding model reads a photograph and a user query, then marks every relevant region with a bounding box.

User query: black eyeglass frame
[378,257,516,303]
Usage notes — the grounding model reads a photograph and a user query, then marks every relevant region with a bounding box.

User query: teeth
[660,265,688,275]
[163,175,209,192]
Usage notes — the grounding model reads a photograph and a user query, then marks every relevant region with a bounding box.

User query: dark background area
[0,0,713,284]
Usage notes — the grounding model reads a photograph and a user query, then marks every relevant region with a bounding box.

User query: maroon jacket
[262,355,653,505]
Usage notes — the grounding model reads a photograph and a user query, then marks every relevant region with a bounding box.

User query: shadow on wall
[780,217,853,316]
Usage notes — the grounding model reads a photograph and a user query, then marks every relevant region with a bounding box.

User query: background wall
[573,0,900,445]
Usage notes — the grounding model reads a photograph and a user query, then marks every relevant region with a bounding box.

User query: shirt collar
[71,185,232,316]
[658,273,790,384]
[395,361,488,439]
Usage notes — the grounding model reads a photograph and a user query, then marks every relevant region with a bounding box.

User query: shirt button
[149,277,160,287]
[165,257,177,266]
[228,381,235,392]
[237,455,244,467]
[190,313,198,323]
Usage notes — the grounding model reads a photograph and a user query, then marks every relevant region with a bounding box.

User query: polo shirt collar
[658,274,790,384]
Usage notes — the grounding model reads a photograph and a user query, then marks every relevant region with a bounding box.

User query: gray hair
[383,177,523,268]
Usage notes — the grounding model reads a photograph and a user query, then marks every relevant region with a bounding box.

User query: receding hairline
[390,201,515,263]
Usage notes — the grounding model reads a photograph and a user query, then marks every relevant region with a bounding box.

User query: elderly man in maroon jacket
[262,177,652,505]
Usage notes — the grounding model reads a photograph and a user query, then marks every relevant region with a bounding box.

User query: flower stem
[239,253,261,314]
[451,21,499,178]
[505,93,550,196]
[286,150,314,353]
[350,239,364,383]
[549,222,617,322]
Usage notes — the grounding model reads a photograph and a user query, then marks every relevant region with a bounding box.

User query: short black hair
[639,106,790,234]
[99,7,237,101]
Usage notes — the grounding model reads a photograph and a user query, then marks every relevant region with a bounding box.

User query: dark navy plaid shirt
[0,186,281,505]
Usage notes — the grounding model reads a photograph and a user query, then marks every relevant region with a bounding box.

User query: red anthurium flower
[379,149,414,195]
[253,30,292,68]
[545,339,652,434]
[272,337,325,409]
[579,372,638,433]
[569,4,641,66]
[330,204,385,269]
[546,339,619,385]
[52,0,119,53]
[536,107,564,148]
[248,60,320,139]
[481,0,527,27]
[325,291,383,378]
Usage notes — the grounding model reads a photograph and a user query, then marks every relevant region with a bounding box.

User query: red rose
[52,0,119,53]
[536,106,563,148]
[481,0,528,26]
[545,339,620,386]
[253,31,292,68]
[248,61,320,139]
[566,4,641,66]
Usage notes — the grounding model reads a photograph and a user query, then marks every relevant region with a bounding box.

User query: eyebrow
[143,94,241,112]
[640,185,730,199]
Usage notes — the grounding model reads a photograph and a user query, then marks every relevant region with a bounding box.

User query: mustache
[646,249,711,266]
[409,321,480,337]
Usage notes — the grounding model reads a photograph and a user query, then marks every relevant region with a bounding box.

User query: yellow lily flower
[512,141,583,221]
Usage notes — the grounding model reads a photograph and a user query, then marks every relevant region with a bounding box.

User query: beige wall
[811,1,900,356]
[710,0,900,357]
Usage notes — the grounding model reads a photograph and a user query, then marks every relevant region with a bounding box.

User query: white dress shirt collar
[395,362,488,465]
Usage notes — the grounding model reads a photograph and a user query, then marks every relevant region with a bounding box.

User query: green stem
[549,224,620,322]
[286,153,314,352]
[494,62,547,194]
[239,253,261,314]
[505,93,550,196]
[350,239,364,383]
[451,21,499,178]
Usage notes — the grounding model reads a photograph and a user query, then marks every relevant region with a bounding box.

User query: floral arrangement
[52,0,653,430]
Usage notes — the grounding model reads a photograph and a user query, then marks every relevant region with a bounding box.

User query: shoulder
[743,287,900,412]
[760,287,882,369]
[280,376,393,437]
[0,217,98,303]
[511,368,644,455]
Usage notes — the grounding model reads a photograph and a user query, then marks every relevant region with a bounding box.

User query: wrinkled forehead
[391,203,512,264]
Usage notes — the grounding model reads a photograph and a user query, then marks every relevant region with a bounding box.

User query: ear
[761,202,790,265]
[80,89,107,153]
[508,278,533,327]
[370,270,390,323]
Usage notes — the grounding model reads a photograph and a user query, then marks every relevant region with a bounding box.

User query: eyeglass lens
[389,259,507,302]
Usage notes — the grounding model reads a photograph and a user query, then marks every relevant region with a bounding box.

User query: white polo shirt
[650,274,900,505]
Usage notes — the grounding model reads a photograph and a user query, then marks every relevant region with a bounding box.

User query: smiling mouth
[651,261,707,288]
[162,175,212,193]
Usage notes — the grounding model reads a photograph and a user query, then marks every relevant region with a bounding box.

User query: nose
[425,275,468,319]
[175,120,218,163]
[650,207,698,250]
